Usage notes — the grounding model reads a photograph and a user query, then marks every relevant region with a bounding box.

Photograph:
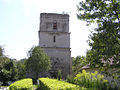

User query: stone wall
[39,32,70,48]
[43,48,71,78]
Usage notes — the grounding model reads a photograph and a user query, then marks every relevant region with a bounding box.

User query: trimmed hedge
[9,78,33,90]
[39,78,86,90]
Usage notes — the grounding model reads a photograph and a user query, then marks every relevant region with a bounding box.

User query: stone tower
[38,13,71,78]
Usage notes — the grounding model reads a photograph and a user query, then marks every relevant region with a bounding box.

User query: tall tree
[16,60,26,80]
[0,57,11,85]
[26,46,51,82]
[77,0,120,67]
[0,46,10,85]
[0,46,17,85]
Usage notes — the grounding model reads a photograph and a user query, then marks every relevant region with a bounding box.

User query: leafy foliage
[0,46,16,85]
[9,78,33,90]
[77,0,120,25]
[72,56,88,75]
[57,69,62,80]
[77,0,120,67]
[66,75,75,84]
[74,70,110,90]
[0,46,3,56]
[0,46,26,85]
[26,46,51,81]
[0,58,18,85]
[16,60,26,80]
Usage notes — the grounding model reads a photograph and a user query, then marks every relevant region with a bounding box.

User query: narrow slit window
[53,36,56,42]
[53,21,57,30]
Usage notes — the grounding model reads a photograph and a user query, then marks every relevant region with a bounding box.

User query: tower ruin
[38,13,71,78]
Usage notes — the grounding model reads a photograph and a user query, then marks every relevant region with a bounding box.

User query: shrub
[66,75,75,84]
[57,69,62,80]
[9,78,33,90]
[39,78,86,90]
[74,70,110,90]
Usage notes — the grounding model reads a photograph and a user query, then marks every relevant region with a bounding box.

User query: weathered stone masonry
[38,13,72,78]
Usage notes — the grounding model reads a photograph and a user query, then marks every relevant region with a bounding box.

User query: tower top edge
[40,13,69,17]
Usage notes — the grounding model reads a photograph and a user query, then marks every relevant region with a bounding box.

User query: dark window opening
[53,22,57,30]
[53,36,56,42]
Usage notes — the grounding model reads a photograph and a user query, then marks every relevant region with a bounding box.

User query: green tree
[72,56,87,76]
[0,46,11,85]
[26,46,51,82]
[8,60,17,81]
[15,60,26,80]
[0,46,3,56]
[77,0,120,67]
[0,46,18,85]
[0,57,11,85]
[0,57,17,85]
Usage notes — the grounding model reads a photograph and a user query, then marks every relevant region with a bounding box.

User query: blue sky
[0,0,94,60]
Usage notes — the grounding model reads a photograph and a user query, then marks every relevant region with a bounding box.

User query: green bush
[9,78,33,90]
[66,75,75,84]
[74,70,110,90]
[39,78,86,90]
[57,69,62,80]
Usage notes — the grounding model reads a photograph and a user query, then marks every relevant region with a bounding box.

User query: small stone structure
[38,13,72,78]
